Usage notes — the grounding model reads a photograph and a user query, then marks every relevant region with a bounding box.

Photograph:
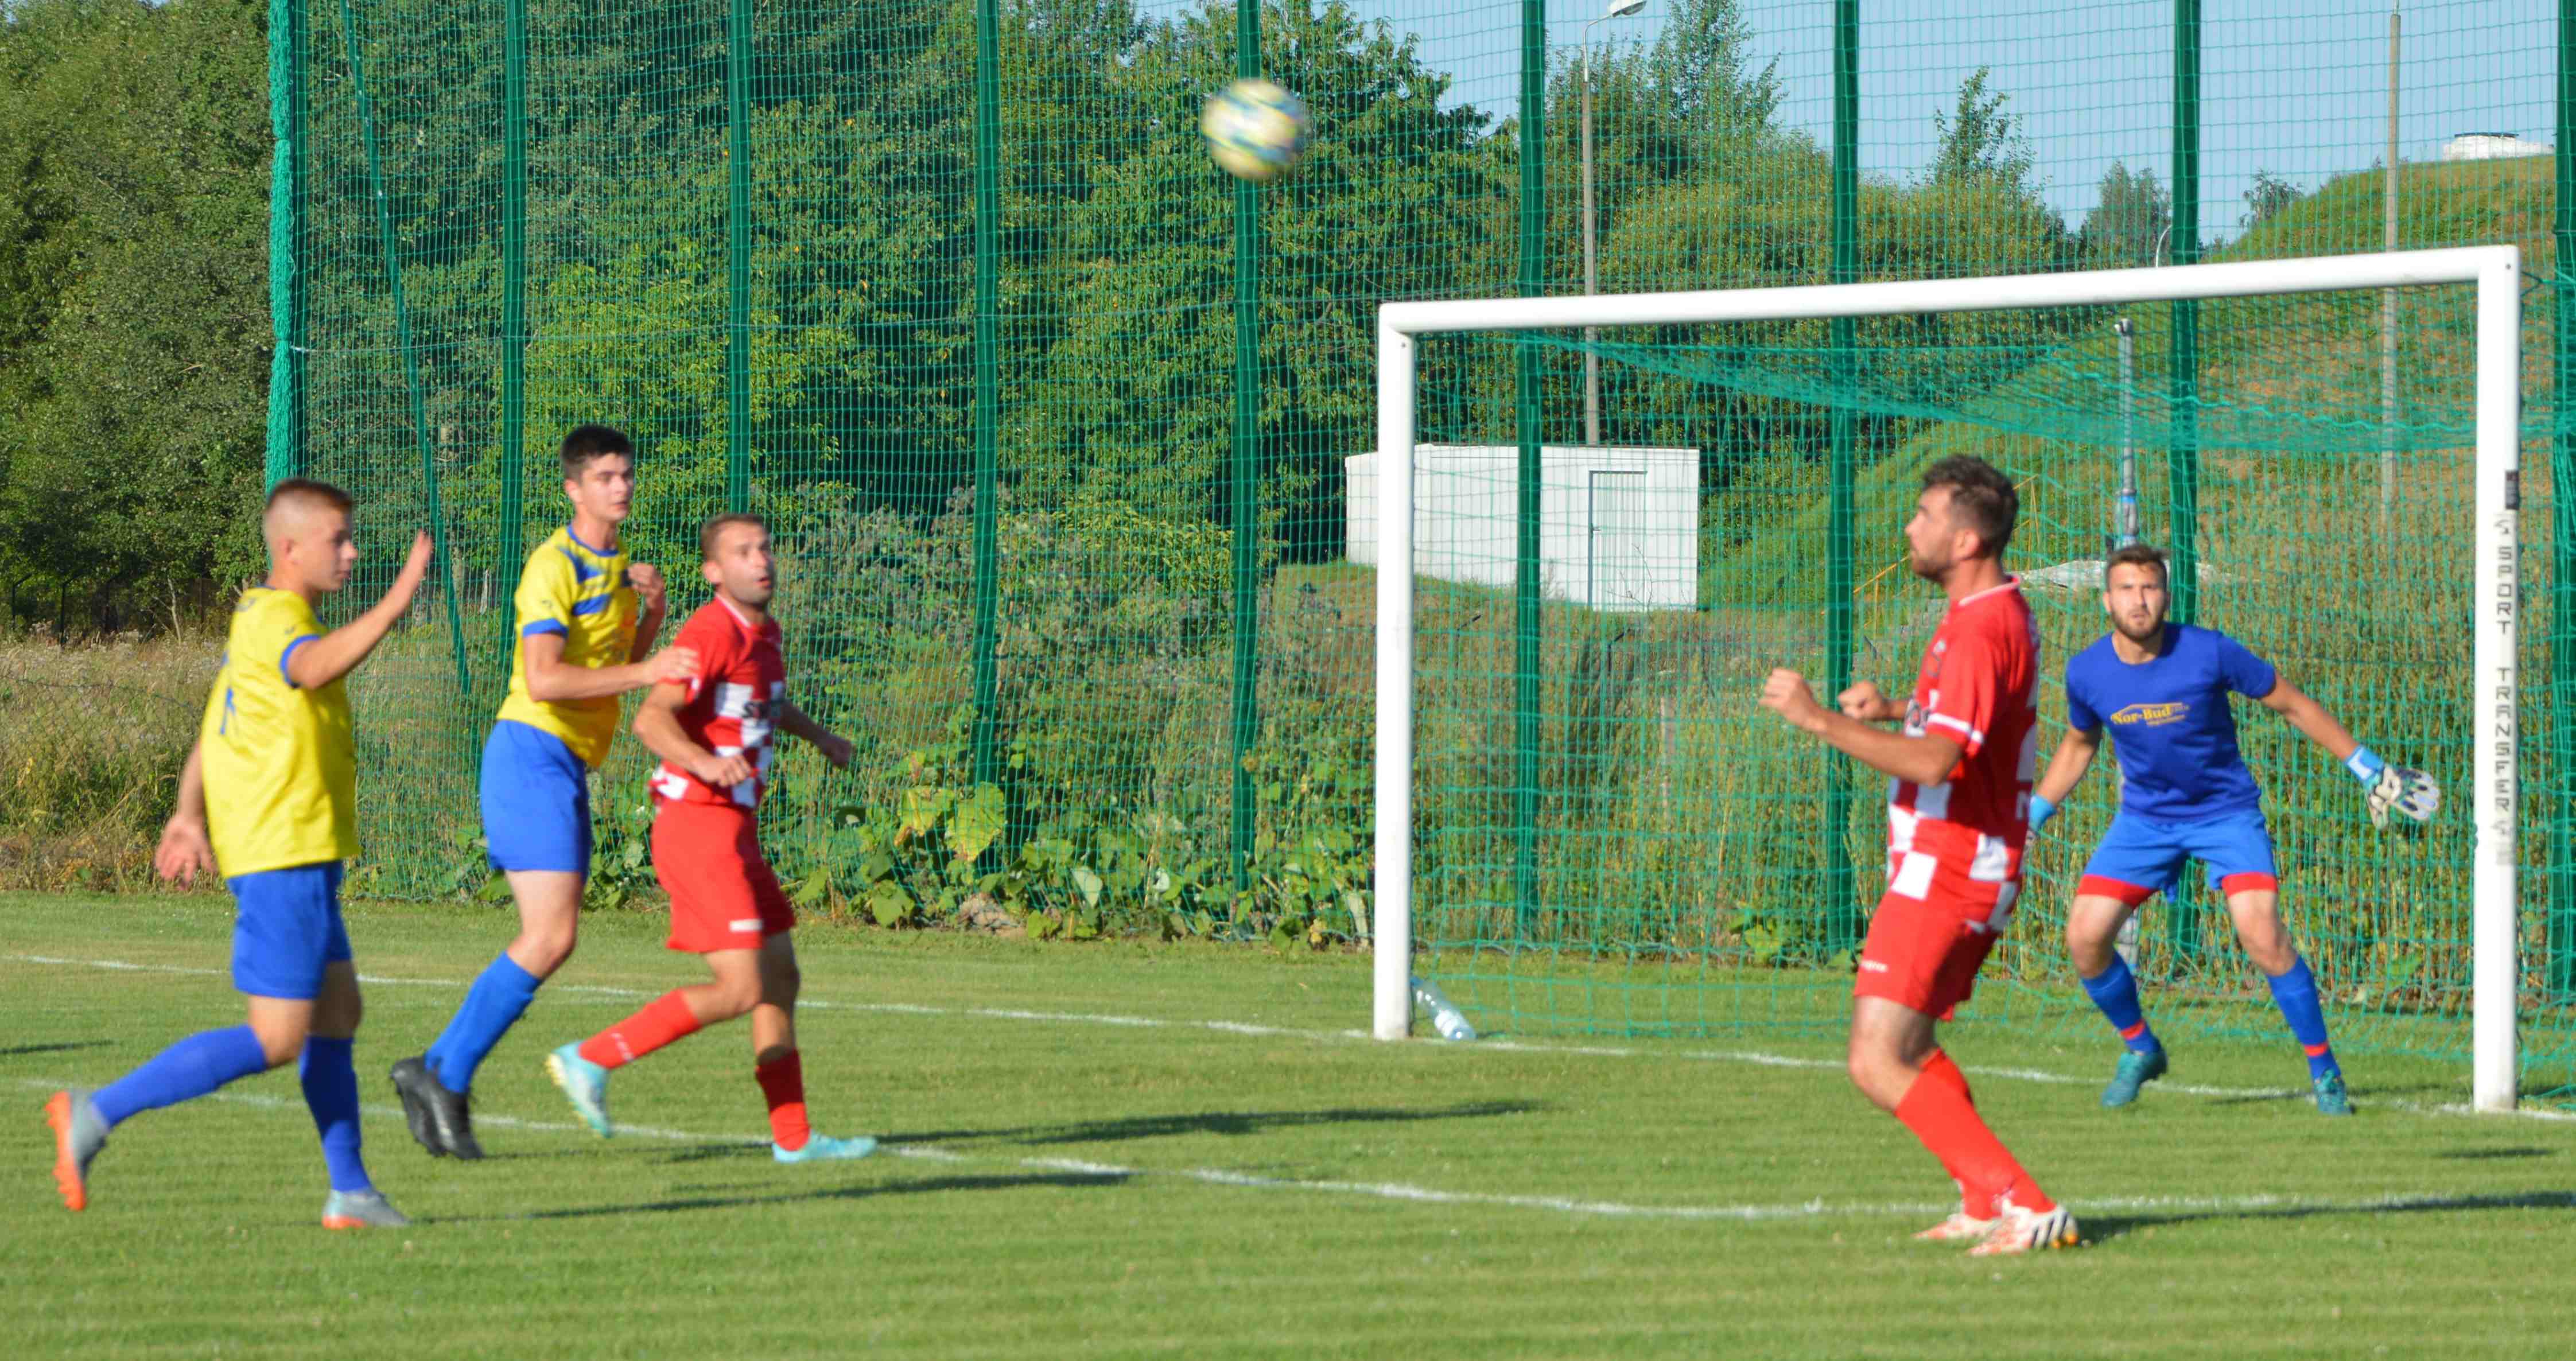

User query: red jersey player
[1759,456,2074,1257]
[543,513,876,1162]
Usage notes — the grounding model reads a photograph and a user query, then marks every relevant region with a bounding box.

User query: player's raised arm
[776,699,853,770]
[1762,668,1963,788]
[2256,674,2439,827]
[627,561,670,662]
[283,530,436,693]
[631,678,755,789]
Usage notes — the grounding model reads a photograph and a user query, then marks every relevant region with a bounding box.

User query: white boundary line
[10,952,2575,1129]
[15,1076,2563,1226]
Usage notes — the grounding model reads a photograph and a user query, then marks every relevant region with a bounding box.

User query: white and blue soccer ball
[1200,77,1311,183]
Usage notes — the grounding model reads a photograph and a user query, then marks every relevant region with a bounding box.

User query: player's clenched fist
[627,561,668,617]
[689,751,757,788]
[643,645,701,686]
[1837,679,1900,722]
[1760,667,1827,732]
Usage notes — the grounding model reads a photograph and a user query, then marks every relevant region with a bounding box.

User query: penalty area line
[10,951,2573,1125]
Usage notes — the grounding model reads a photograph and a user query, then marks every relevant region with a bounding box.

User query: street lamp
[1581,0,1647,446]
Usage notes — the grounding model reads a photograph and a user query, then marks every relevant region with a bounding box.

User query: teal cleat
[774,1133,877,1164]
[321,1188,410,1230]
[2100,1046,2169,1108]
[545,1044,613,1138]
[2313,1070,2354,1117]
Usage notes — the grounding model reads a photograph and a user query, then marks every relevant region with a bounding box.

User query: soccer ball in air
[1200,78,1311,182]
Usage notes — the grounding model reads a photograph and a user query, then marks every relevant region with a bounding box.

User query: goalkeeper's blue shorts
[2078,808,2277,905]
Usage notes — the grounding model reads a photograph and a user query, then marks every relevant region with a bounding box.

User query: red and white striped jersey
[648,597,786,811]
[1886,577,2041,891]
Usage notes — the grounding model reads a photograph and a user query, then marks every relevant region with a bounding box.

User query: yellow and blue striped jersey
[494,524,637,768]
[199,588,358,877]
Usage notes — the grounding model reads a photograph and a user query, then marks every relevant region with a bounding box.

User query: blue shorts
[480,719,592,874]
[229,862,350,1000]
[2079,808,2279,905]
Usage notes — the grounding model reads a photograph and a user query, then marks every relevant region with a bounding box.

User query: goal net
[1369,250,2547,1110]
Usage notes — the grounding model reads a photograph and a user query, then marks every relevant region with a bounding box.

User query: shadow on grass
[0,1041,110,1060]
[879,1098,1546,1149]
[438,1171,1126,1223]
[2084,1189,2576,1244]
[2432,1146,2558,1161]
[2202,1078,2460,1109]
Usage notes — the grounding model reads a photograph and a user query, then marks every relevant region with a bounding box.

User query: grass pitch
[6,892,2569,1359]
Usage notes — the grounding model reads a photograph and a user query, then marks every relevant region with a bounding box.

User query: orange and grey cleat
[44,1088,107,1213]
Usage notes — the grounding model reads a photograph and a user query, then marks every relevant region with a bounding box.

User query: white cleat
[1913,1211,1999,1243]
[1968,1193,2078,1257]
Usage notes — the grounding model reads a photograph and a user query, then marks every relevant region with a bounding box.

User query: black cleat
[391,1055,484,1160]
[388,1056,447,1157]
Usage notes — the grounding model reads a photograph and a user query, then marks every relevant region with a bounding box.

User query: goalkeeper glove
[2026,794,2058,832]
[2346,745,2440,829]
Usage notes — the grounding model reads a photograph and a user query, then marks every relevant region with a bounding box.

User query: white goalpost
[1369,246,2526,1112]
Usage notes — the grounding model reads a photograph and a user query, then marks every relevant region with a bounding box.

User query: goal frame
[1369,246,2526,1111]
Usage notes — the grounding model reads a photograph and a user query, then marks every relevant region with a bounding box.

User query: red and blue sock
[2078,954,2161,1054]
[2264,955,2339,1080]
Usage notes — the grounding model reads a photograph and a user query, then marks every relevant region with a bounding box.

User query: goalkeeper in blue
[2027,542,2438,1116]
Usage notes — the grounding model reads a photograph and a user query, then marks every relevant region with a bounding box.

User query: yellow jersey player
[391,425,695,1159]
[45,479,432,1228]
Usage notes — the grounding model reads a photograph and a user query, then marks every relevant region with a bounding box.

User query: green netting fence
[274,0,2576,1090]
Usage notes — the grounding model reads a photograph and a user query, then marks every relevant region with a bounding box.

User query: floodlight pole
[1580,2,1645,448]
[1372,249,2525,1115]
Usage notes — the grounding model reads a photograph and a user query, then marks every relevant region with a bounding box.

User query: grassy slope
[7,892,2571,1359]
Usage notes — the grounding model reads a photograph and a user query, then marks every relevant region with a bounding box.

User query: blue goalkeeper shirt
[2063,623,2279,821]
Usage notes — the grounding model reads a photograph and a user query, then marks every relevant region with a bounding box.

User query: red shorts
[651,799,795,954]
[1853,865,2020,1017]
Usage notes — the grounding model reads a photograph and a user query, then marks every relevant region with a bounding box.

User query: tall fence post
[496,0,529,670]
[1510,0,1547,935]
[1227,2,1264,909]
[2551,0,2576,999]
[1823,0,1860,958]
[334,0,475,785]
[722,0,753,513]
[969,0,1004,795]
[2166,0,2205,969]
[264,0,306,489]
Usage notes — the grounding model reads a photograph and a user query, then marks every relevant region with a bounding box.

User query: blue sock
[2264,955,2339,1080]
[92,1025,270,1129]
[425,954,542,1093]
[298,1037,372,1193]
[2078,955,2161,1053]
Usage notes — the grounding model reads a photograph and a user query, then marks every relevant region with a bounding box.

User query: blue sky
[1314,0,2554,240]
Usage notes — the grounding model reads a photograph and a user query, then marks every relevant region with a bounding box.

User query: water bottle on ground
[1410,975,1477,1041]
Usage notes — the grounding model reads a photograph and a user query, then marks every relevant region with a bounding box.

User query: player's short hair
[265,477,353,519]
[1920,456,2017,557]
[560,424,634,479]
[699,512,767,562]
[2103,541,2169,586]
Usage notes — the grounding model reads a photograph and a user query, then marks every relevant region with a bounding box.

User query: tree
[1927,66,2033,190]
[2241,168,2302,231]
[2081,160,2172,267]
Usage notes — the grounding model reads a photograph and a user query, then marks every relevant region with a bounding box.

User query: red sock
[756,1051,809,1151]
[577,991,702,1070]
[1894,1051,2052,1216]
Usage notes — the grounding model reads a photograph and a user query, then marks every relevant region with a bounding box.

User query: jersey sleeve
[2213,631,2278,699]
[513,550,574,641]
[258,593,325,690]
[1923,620,2004,759]
[2062,657,2099,733]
